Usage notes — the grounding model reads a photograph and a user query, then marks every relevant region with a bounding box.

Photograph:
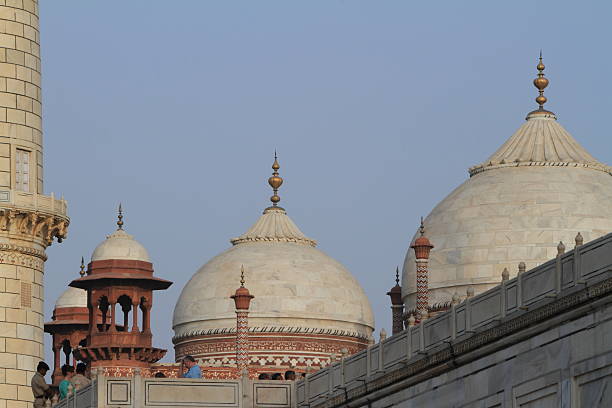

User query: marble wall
[300,232,612,407]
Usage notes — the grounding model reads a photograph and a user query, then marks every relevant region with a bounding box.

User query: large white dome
[173,206,375,340]
[402,110,612,306]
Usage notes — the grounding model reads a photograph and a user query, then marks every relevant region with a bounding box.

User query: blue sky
[39,1,612,361]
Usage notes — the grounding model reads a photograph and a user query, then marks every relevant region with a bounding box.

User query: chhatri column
[131,299,140,332]
[411,218,434,321]
[231,266,254,376]
[0,1,69,406]
[386,267,404,335]
[52,344,61,384]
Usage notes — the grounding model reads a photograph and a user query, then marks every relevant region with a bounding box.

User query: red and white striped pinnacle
[411,218,433,319]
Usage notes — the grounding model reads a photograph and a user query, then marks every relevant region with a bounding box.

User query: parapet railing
[0,190,68,215]
[52,379,97,408]
[53,371,295,407]
[296,232,612,407]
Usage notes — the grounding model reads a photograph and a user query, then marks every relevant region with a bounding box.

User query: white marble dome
[402,110,612,307]
[91,228,150,262]
[55,286,87,309]
[173,206,375,339]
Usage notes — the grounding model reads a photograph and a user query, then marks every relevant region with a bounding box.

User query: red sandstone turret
[386,267,404,335]
[44,259,93,384]
[70,206,172,376]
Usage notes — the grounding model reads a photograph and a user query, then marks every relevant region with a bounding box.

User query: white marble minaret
[0,1,69,406]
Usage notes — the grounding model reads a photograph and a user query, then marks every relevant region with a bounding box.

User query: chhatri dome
[54,286,87,309]
[90,204,150,262]
[173,156,374,370]
[52,257,88,311]
[402,55,612,307]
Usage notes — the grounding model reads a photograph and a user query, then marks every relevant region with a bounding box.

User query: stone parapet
[0,190,67,216]
[52,371,295,408]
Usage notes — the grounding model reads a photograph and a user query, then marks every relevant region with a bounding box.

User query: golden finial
[79,256,85,277]
[268,151,283,206]
[419,216,425,236]
[395,266,400,285]
[117,203,124,230]
[240,265,245,287]
[533,50,549,109]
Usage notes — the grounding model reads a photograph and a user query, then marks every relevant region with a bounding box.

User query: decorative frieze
[0,208,68,246]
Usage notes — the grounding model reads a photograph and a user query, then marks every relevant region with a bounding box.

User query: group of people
[30,361,92,407]
[153,356,304,381]
[32,354,303,406]
[257,370,301,381]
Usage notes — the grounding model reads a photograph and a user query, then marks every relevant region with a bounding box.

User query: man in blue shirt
[181,355,201,378]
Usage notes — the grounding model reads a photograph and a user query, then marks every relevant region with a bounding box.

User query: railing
[54,371,295,407]
[296,232,612,406]
[0,190,68,215]
[52,379,97,408]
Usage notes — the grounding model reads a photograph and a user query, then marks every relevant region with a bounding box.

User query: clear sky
[39,1,612,362]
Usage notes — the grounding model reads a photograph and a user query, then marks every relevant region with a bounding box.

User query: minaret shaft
[0,1,69,405]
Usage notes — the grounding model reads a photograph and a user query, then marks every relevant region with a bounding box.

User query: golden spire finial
[419,216,425,236]
[240,265,245,287]
[117,203,124,230]
[395,266,400,285]
[533,50,549,110]
[79,256,85,277]
[268,151,283,206]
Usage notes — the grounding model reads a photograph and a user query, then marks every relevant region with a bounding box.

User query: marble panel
[424,313,451,347]
[253,383,292,407]
[470,288,501,329]
[145,380,238,406]
[307,371,328,399]
[369,344,380,373]
[575,364,612,408]
[107,379,131,405]
[561,257,574,287]
[382,332,406,367]
[505,282,518,312]
[580,239,612,280]
[344,350,367,383]
[522,262,556,305]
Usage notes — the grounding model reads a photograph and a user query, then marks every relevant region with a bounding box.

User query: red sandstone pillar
[143,305,151,334]
[131,300,139,332]
[109,301,117,332]
[411,219,434,320]
[52,344,61,383]
[231,267,254,375]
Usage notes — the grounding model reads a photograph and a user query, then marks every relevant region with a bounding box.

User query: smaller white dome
[91,229,150,262]
[55,286,87,309]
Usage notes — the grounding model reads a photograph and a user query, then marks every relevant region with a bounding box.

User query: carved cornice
[173,326,371,343]
[175,335,366,358]
[469,160,612,177]
[0,208,69,247]
[314,277,612,408]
